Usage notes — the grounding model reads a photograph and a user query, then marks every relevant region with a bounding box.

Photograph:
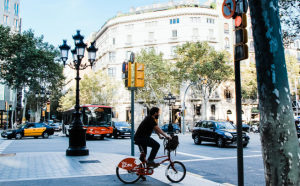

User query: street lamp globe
[76,39,87,60]
[71,49,78,62]
[59,40,70,66]
[87,41,98,66]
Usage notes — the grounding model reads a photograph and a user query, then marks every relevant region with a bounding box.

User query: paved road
[1,131,265,185]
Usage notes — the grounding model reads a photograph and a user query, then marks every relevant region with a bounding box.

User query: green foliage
[210,2,217,9]
[174,42,233,96]
[241,63,258,100]
[58,70,121,111]
[135,49,179,107]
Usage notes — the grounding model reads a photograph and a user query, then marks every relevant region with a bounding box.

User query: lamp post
[59,30,98,156]
[164,92,176,135]
[35,87,45,122]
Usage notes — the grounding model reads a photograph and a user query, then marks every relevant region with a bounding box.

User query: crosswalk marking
[179,154,262,163]
[177,151,212,159]
[0,140,13,153]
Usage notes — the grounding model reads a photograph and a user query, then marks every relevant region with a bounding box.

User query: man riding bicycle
[134,107,172,167]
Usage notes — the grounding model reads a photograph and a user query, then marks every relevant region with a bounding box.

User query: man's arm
[153,125,171,139]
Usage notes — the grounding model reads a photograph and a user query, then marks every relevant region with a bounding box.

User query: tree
[59,69,121,111]
[241,64,257,100]
[279,0,300,46]
[174,42,233,120]
[248,1,300,185]
[135,49,179,108]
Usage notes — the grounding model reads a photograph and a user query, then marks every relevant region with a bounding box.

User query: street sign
[222,0,236,19]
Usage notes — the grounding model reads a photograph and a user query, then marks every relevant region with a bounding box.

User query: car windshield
[115,122,130,127]
[216,122,235,129]
[18,124,26,129]
[83,107,112,127]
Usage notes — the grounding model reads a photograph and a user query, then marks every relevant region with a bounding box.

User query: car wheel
[175,130,180,134]
[217,137,225,148]
[243,143,248,148]
[42,132,49,139]
[15,133,22,140]
[194,135,201,145]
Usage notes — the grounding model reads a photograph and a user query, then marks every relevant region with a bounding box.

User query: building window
[109,52,116,62]
[225,89,231,99]
[4,0,9,11]
[14,19,18,28]
[148,32,154,41]
[224,23,229,34]
[126,35,132,45]
[112,38,115,45]
[207,18,215,24]
[172,30,177,38]
[108,67,116,77]
[125,51,132,60]
[14,3,19,16]
[190,17,201,23]
[211,105,216,115]
[225,37,230,49]
[170,46,177,57]
[3,15,9,25]
[192,28,199,37]
[170,18,180,24]
[195,105,201,115]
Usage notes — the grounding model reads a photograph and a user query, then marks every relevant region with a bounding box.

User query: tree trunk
[248,1,300,185]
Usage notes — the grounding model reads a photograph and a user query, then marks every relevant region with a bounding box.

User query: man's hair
[150,107,159,116]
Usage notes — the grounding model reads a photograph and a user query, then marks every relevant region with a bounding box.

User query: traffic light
[46,101,50,112]
[134,63,145,87]
[234,13,248,61]
[122,62,132,87]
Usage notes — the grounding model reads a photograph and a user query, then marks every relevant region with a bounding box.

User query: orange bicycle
[116,137,186,184]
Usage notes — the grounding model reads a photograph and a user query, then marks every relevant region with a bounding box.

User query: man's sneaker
[147,160,159,168]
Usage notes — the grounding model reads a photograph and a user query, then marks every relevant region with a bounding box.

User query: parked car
[160,124,181,134]
[112,121,131,139]
[1,122,54,139]
[50,123,62,131]
[192,120,250,148]
[242,123,250,132]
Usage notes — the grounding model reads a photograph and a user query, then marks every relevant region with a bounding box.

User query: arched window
[224,89,231,99]
[227,110,232,114]
[211,105,216,115]
[225,37,230,49]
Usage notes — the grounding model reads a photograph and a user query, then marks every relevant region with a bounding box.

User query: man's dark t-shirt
[134,116,157,139]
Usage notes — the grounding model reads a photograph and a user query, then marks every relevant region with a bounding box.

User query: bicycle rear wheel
[165,161,186,183]
[116,166,141,184]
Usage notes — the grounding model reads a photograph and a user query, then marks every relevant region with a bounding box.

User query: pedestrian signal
[134,63,144,88]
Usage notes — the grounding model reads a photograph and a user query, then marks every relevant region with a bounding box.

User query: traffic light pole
[129,87,137,156]
[235,60,244,186]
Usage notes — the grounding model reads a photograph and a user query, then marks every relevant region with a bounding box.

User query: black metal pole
[235,60,244,186]
[66,58,89,156]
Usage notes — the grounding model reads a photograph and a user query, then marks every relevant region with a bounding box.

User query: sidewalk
[0,150,226,186]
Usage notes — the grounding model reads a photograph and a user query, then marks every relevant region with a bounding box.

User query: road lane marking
[177,151,212,159]
[0,140,13,153]
[179,154,262,162]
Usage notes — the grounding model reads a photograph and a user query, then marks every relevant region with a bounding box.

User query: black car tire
[217,137,225,148]
[243,143,248,148]
[15,133,22,140]
[194,135,201,145]
[42,132,49,139]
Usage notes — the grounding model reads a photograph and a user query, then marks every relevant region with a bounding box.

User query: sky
[20,0,207,48]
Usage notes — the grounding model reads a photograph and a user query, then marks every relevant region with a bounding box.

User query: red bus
[62,104,113,139]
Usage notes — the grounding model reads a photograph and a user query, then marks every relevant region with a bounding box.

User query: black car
[192,120,250,148]
[160,124,181,134]
[242,123,250,132]
[49,123,62,131]
[1,122,54,139]
[112,121,131,139]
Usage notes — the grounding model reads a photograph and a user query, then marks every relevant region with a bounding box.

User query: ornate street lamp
[164,92,176,135]
[59,30,98,156]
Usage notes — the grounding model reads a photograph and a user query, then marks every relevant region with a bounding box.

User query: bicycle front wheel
[165,161,186,183]
[116,166,141,184]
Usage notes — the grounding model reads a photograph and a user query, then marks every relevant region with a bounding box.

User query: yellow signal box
[134,63,144,87]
